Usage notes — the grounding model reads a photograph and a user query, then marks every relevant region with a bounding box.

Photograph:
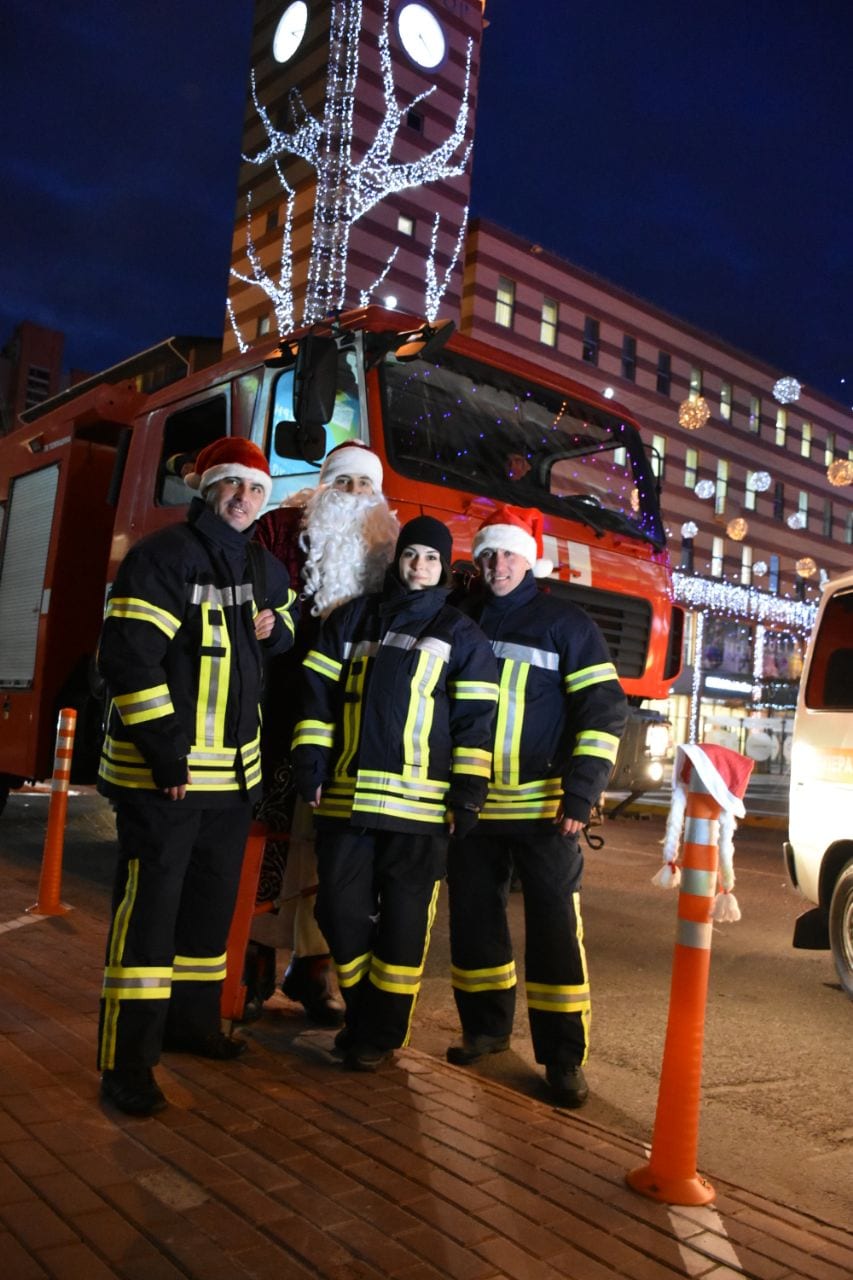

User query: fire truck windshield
[380,352,665,548]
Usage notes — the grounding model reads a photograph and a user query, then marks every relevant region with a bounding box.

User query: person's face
[398,543,443,590]
[331,473,374,495]
[206,476,267,532]
[506,452,532,481]
[477,548,529,596]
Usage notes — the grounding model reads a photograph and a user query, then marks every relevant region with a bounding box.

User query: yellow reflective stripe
[274,589,297,638]
[572,730,620,762]
[351,794,445,823]
[357,770,447,798]
[106,596,180,638]
[402,650,441,775]
[197,600,230,749]
[486,778,563,800]
[335,952,371,989]
[304,649,343,681]
[102,967,173,998]
[292,719,335,748]
[452,746,492,778]
[450,960,517,993]
[101,859,140,1069]
[403,880,440,1046]
[173,952,227,982]
[526,981,591,1013]
[449,680,500,701]
[494,658,529,787]
[564,662,619,693]
[113,684,174,725]
[369,956,424,996]
[337,661,367,776]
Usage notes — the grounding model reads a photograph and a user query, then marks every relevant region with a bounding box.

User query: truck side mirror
[294,335,338,430]
[273,419,326,465]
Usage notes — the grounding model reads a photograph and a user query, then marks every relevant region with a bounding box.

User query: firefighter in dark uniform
[291,516,499,1071]
[96,437,299,1116]
[446,504,627,1107]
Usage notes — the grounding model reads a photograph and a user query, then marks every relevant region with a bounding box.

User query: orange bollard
[220,820,269,1022]
[627,743,753,1206]
[29,708,76,917]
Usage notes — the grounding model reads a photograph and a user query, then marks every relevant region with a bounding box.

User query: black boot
[281,954,345,1026]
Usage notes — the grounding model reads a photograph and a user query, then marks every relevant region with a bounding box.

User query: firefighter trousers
[98,800,251,1071]
[447,826,590,1068]
[314,826,446,1051]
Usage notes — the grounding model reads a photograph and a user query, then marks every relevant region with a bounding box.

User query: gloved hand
[449,806,480,840]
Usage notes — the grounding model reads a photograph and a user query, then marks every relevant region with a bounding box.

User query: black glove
[451,806,480,840]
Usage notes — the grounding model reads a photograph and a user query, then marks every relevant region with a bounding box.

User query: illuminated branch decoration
[233,0,473,336]
[358,247,400,308]
[425,207,469,321]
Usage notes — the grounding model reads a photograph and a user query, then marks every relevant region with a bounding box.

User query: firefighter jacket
[97,499,298,805]
[291,574,499,833]
[460,572,627,827]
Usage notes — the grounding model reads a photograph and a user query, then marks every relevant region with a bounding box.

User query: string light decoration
[753,560,768,577]
[827,458,853,486]
[726,517,748,541]
[678,396,710,430]
[747,470,772,492]
[752,623,765,702]
[425,207,469,321]
[234,0,474,334]
[773,376,802,404]
[681,521,698,539]
[796,557,818,578]
[694,479,715,500]
[787,512,806,530]
[673,572,817,629]
[358,247,400,307]
[688,611,704,744]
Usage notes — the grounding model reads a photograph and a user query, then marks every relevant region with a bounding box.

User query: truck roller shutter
[0,464,59,687]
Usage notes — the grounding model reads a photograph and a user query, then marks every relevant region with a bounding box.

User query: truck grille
[547,581,651,679]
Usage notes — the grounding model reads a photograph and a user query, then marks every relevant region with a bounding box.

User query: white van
[784,568,853,998]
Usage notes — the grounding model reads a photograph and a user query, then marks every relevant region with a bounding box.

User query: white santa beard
[301,487,399,616]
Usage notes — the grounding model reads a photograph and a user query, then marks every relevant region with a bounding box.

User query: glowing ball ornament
[681,521,698,539]
[694,479,715,500]
[726,517,748,541]
[773,376,802,404]
[678,396,710,430]
[787,512,806,530]
[748,470,772,492]
[753,560,768,577]
[796,557,817,578]
[827,458,853,486]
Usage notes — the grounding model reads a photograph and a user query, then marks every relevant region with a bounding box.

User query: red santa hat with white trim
[656,743,754,921]
[319,441,384,492]
[472,504,554,578]
[185,436,272,502]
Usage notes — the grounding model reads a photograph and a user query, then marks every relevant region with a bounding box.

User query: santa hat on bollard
[656,743,754,921]
[185,437,273,502]
[472,504,554,578]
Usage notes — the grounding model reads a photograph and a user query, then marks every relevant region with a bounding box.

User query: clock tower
[224,0,486,353]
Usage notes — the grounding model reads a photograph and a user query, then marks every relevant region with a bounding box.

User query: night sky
[3,1,852,403]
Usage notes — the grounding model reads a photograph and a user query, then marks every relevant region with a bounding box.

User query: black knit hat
[395,516,453,583]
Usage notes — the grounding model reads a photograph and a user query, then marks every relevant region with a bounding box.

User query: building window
[582,317,600,364]
[689,367,703,399]
[720,382,732,421]
[773,482,785,520]
[495,276,515,328]
[621,334,637,381]
[656,351,671,396]
[613,446,627,467]
[823,499,833,538]
[715,459,728,515]
[266,206,279,233]
[825,433,836,465]
[540,297,558,347]
[744,473,756,511]
[680,537,694,574]
[406,109,423,131]
[684,447,698,487]
[769,554,780,594]
[775,409,787,448]
[748,395,761,435]
[397,213,415,236]
[740,544,753,586]
[650,435,666,480]
[256,315,271,338]
[798,490,809,528]
[24,366,51,410]
[847,512,853,545]
[800,421,812,459]
[711,536,724,578]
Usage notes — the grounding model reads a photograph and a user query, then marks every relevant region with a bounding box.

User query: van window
[804,587,853,710]
[157,395,229,505]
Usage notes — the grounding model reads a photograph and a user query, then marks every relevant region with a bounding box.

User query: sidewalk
[1,816,851,1278]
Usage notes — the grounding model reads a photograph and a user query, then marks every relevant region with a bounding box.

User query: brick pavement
[1,820,851,1279]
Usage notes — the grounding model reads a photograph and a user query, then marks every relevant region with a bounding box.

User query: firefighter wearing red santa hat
[96,436,299,1116]
[446,504,627,1107]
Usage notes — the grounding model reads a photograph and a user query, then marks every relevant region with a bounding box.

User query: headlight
[647,760,664,783]
[645,723,670,759]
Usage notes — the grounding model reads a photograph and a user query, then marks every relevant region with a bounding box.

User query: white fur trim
[677,744,747,817]
[473,523,537,569]
[319,446,383,491]
[191,461,272,501]
[534,557,555,579]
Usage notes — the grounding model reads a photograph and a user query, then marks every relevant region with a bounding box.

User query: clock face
[272,1,309,64]
[397,3,446,70]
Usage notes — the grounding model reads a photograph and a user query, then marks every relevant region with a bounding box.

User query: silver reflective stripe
[102,975,171,991]
[677,919,713,949]
[681,868,717,898]
[188,583,254,607]
[408,651,441,768]
[382,631,452,663]
[492,640,560,670]
[204,605,225,744]
[343,640,380,659]
[684,816,718,846]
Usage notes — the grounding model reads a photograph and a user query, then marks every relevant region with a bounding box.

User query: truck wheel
[828,861,853,1000]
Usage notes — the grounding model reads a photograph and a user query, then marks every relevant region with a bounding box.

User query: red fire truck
[0,306,682,809]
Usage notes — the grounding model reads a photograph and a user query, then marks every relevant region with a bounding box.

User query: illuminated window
[825,433,836,465]
[775,409,787,447]
[800,421,812,459]
[540,297,558,346]
[744,474,756,511]
[689,367,703,399]
[656,351,671,396]
[582,316,600,364]
[798,490,809,528]
[621,334,637,381]
[256,314,271,338]
[720,382,732,420]
[495,276,515,328]
[613,446,627,467]
[715,459,728,515]
[711,536,724,578]
[769,554,780,594]
[740,544,752,586]
[684,447,698,487]
[847,512,853,545]
[748,395,761,435]
[397,213,415,236]
[651,435,665,480]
